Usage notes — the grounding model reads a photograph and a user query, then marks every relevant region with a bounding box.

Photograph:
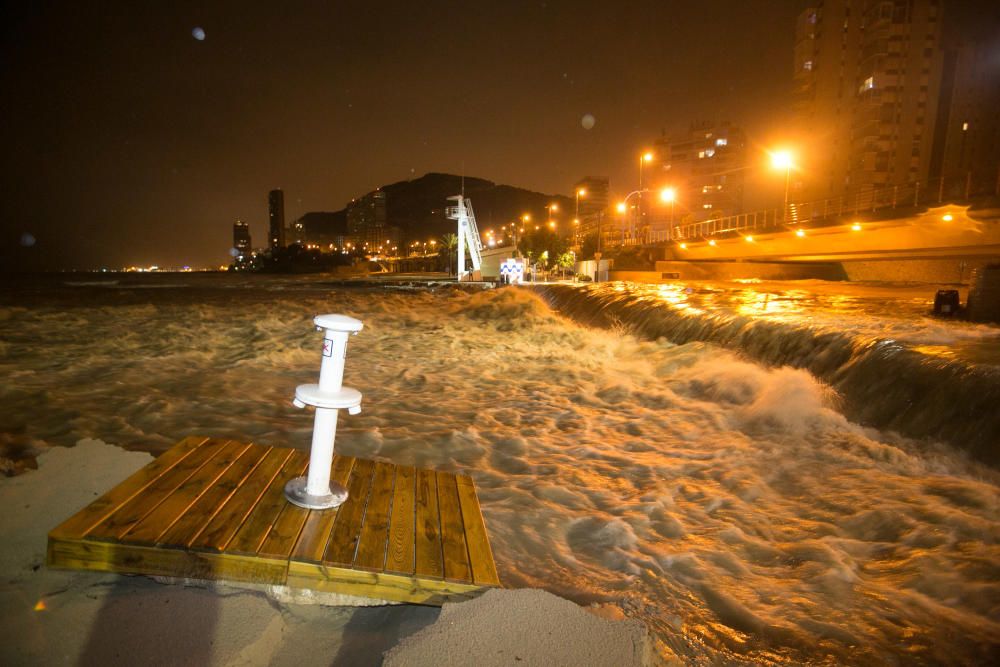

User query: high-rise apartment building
[346,189,402,253]
[793,1,946,201]
[652,122,747,226]
[268,189,285,250]
[232,220,252,258]
[933,39,1000,197]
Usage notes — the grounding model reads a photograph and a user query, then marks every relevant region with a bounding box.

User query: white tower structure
[284,314,363,510]
[446,195,483,281]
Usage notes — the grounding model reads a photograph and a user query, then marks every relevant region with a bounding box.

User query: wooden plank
[384,465,416,576]
[258,492,310,559]
[322,458,376,566]
[227,450,309,555]
[191,447,293,551]
[47,536,286,585]
[456,474,500,586]
[123,440,253,545]
[436,471,473,583]
[289,455,356,562]
[353,461,396,571]
[86,439,228,542]
[414,468,444,579]
[157,443,270,547]
[287,561,491,607]
[49,436,208,539]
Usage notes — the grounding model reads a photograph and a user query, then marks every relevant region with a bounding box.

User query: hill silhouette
[364,172,573,241]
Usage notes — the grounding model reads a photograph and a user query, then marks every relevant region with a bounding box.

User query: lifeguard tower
[445,195,483,281]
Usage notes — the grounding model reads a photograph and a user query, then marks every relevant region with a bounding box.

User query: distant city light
[660,187,676,203]
[708,239,717,246]
[942,213,953,222]
[851,222,862,231]
[616,202,627,213]
[745,235,754,242]
[795,228,806,237]
[679,243,687,249]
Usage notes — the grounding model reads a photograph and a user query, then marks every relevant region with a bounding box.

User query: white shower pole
[284,314,363,510]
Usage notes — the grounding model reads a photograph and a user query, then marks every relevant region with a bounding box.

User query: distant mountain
[355,172,574,241]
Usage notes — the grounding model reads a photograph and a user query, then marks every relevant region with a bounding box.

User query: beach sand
[1,440,660,666]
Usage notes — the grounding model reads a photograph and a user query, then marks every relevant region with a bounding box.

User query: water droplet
[581,114,595,130]
[192,27,206,41]
[228,247,239,257]
[20,232,36,247]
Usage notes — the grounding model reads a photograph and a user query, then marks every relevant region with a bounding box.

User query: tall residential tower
[268,189,285,250]
[794,0,946,201]
[233,220,252,258]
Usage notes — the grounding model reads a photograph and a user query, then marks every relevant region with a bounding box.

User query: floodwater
[1,273,998,664]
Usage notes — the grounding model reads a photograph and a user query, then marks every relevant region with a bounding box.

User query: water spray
[284,314,363,509]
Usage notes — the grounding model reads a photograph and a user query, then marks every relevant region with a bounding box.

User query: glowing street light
[637,151,655,231]
[770,149,794,222]
[575,188,586,222]
[851,222,862,231]
[942,213,954,222]
[795,228,806,237]
[660,187,677,238]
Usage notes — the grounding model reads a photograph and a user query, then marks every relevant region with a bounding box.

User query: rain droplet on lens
[581,114,596,130]
[20,232,36,247]
[192,27,206,41]
[228,247,239,257]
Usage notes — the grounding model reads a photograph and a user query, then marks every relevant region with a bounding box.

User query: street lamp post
[617,187,671,245]
[771,150,794,222]
[638,152,654,240]
[594,210,603,283]
[660,187,676,241]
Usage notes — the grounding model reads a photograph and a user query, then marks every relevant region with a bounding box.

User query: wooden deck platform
[47,436,500,605]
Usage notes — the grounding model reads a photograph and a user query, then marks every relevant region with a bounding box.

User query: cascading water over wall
[531,283,1000,465]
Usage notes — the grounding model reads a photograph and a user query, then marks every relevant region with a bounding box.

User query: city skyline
[2,1,997,270]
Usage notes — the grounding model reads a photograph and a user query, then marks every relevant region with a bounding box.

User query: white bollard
[284,314,364,510]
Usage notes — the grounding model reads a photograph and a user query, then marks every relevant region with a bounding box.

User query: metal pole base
[283,476,348,510]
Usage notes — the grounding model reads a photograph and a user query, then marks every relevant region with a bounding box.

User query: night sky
[0,0,930,270]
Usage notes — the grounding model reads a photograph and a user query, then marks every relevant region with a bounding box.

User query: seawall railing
[603,174,999,248]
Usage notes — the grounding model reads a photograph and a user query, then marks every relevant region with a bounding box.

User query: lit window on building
[962,121,969,131]
[705,148,715,157]
[860,76,874,93]
[703,203,713,209]
[698,151,706,158]
[803,60,813,71]
[715,137,728,146]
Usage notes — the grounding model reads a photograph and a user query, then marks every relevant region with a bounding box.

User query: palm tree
[439,233,458,275]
